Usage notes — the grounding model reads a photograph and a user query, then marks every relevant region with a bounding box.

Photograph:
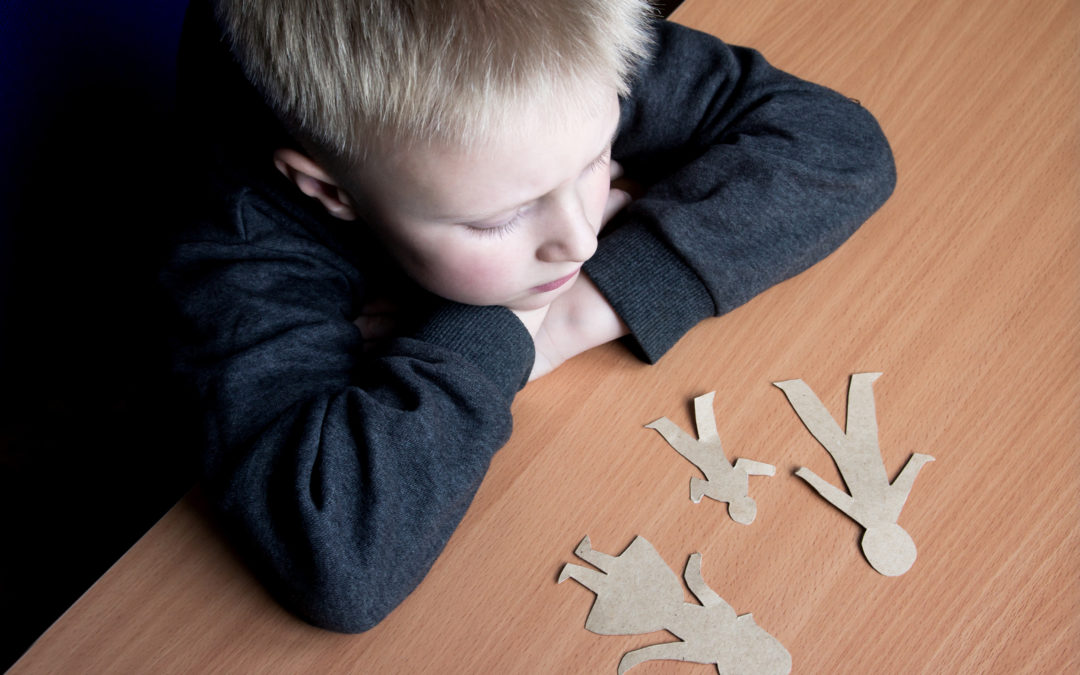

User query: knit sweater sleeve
[585,21,897,362]
[162,191,533,633]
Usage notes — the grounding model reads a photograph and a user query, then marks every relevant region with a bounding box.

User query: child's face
[353,87,621,311]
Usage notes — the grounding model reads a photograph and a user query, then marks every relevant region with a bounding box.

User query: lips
[532,269,579,293]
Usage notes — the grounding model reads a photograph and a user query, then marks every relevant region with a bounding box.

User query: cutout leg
[647,417,718,469]
[774,379,850,452]
[844,372,883,449]
[692,391,720,441]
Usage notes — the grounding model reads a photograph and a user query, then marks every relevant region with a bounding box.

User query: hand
[509,304,551,338]
[527,273,628,380]
[605,160,634,223]
[354,297,401,352]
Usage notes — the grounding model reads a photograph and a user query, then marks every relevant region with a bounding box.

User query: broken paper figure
[559,535,791,675]
[647,391,775,524]
[774,373,934,576]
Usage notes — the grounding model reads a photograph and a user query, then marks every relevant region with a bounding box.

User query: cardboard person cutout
[559,535,791,674]
[775,373,934,576]
[647,392,775,524]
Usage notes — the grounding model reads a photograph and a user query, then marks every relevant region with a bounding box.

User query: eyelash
[465,147,611,239]
[588,149,611,173]
[466,212,524,239]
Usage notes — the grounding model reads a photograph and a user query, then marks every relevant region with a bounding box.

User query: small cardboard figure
[559,535,792,675]
[774,373,934,576]
[647,391,775,524]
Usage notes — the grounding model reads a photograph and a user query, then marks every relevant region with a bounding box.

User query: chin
[503,298,549,312]
[503,291,561,312]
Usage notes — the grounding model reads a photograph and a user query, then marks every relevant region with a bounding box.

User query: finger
[602,188,632,225]
[360,297,398,314]
[609,159,624,181]
[355,314,399,340]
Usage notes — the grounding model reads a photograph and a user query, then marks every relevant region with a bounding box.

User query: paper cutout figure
[646,392,775,524]
[774,373,934,576]
[559,535,792,675]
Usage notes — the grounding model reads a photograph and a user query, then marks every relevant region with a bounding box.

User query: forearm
[588,21,895,362]
[200,308,532,632]
[166,234,535,632]
[211,341,521,632]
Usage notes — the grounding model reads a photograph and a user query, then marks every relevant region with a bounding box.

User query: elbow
[313,601,381,634]
[304,610,384,635]
[289,574,404,634]
[866,126,897,211]
[245,544,410,633]
[851,102,898,212]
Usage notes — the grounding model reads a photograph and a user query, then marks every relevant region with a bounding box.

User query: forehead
[356,86,621,221]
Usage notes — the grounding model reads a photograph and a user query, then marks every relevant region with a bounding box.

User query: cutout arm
[683,553,730,609]
[734,458,776,476]
[884,453,935,521]
[618,641,693,675]
[558,563,607,588]
[795,467,856,519]
[571,535,618,570]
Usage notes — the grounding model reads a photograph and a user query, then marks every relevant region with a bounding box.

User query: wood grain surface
[13,0,1078,672]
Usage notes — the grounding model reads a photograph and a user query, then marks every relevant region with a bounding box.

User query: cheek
[584,170,613,227]
[405,236,527,303]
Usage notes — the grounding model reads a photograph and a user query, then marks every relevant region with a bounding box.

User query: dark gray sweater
[163,3,895,633]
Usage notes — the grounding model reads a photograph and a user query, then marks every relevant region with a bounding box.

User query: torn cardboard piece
[559,535,791,675]
[647,391,775,524]
[775,373,934,576]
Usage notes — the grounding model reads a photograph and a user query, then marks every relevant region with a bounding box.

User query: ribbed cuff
[585,223,715,363]
[414,302,534,399]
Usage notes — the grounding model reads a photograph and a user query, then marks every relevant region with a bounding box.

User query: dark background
[0,0,683,668]
[0,1,195,669]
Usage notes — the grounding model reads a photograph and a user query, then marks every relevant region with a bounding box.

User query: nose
[536,191,598,263]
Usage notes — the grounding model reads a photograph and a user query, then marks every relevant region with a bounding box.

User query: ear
[272,148,358,221]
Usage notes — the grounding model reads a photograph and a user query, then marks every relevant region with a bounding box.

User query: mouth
[532,269,580,293]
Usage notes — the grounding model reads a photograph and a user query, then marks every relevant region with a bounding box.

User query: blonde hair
[215,0,654,163]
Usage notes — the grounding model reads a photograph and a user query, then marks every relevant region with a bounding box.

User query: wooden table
[13,0,1078,672]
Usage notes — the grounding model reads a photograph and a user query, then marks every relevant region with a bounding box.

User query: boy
[164,0,895,633]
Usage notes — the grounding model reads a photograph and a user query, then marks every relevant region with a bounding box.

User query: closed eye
[464,211,525,239]
[585,146,612,175]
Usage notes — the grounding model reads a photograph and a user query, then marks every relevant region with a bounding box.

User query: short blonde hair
[216,0,654,163]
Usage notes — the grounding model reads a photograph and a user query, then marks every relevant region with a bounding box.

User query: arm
[162,205,533,633]
[683,552,732,611]
[794,466,856,519]
[586,21,897,362]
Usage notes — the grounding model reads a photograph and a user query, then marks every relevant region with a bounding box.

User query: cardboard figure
[647,392,775,524]
[559,535,791,675]
[775,373,934,576]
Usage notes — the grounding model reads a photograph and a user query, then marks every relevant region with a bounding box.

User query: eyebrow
[456,120,621,225]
